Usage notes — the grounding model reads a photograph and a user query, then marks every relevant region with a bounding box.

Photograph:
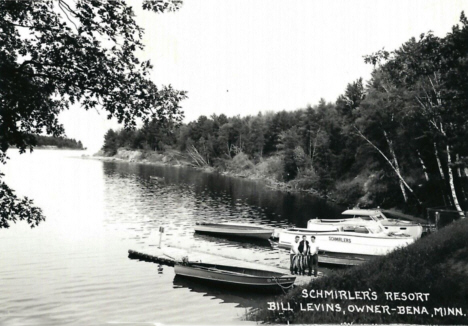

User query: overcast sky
[59,0,467,152]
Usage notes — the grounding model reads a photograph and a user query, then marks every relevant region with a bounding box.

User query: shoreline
[86,149,428,222]
[11,146,86,151]
[86,148,335,201]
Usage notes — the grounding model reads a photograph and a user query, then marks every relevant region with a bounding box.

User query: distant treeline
[102,14,468,213]
[35,135,84,149]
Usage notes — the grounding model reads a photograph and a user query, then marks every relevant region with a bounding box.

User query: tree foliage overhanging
[103,13,468,215]
[0,0,186,228]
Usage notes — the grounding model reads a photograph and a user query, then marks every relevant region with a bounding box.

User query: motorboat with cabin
[308,208,423,240]
[278,219,415,265]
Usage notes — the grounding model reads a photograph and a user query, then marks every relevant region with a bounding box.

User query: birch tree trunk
[311,127,321,170]
[430,77,464,218]
[354,126,421,205]
[417,150,429,181]
[383,130,408,202]
[446,143,465,218]
[434,142,445,180]
[434,142,453,207]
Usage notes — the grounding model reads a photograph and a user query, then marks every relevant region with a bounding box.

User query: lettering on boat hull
[329,236,351,243]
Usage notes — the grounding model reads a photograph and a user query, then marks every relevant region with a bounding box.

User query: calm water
[0,150,342,325]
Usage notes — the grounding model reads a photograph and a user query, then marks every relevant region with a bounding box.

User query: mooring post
[158,226,165,249]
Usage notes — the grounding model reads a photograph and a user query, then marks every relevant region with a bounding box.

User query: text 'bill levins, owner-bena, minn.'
[267,290,467,317]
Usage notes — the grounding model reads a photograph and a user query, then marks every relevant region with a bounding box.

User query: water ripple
[0,151,342,325]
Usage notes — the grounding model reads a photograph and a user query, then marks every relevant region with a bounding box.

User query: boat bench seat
[355,227,369,233]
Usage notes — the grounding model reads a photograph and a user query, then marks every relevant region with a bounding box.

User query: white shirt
[309,242,319,255]
[290,241,300,254]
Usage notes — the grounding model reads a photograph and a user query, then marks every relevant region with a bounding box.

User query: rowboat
[308,209,423,240]
[278,220,414,265]
[174,261,296,292]
[173,275,271,308]
[194,222,273,240]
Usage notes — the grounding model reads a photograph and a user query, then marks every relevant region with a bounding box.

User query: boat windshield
[366,223,385,234]
[342,213,385,222]
[342,214,373,221]
[374,213,386,221]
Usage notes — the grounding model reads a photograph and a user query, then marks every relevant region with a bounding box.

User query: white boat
[194,222,273,240]
[308,208,423,240]
[278,220,415,265]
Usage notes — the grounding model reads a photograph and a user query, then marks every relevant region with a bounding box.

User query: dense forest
[102,14,468,214]
[35,135,84,150]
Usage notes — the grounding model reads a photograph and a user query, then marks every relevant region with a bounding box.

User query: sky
[58,0,468,152]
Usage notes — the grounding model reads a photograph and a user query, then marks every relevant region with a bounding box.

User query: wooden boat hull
[194,223,273,240]
[174,262,295,292]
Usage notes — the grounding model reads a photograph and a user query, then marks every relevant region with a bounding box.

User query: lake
[0,149,343,325]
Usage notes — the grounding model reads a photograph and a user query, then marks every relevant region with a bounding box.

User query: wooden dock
[128,247,320,287]
[128,249,175,266]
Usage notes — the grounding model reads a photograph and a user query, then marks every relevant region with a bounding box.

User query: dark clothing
[310,253,318,277]
[299,255,308,276]
[298,239,310,255]
[298,239,313,275]
[303,254,311,275]
[290,254,297,274]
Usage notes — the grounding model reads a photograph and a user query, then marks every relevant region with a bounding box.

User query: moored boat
[194,222,273,240]
[278,220,415,265]
[174,261,296,292]
[308,208,423,240]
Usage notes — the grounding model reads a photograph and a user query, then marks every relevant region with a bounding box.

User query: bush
[226,152,255,173]
[289,168,319,190]
[253,155,284,181]
[144,152,165,163]
[334,176,367,205]
[212,158,228,171]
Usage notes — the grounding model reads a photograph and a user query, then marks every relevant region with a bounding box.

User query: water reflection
[100,161,344,270]
[1,151,344,325]
[102,161,343,228]
[172,275,276,309]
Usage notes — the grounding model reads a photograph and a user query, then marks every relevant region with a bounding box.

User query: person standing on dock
[290,236,300,275]
[298,235,311,276]
[309,236,319,277]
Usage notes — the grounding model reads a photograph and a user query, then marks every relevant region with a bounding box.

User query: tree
[364,13,468,215]
[355,71,421,205]
[335,81,366,179]
[0,0,186,227]
[247,114,266,158]
[278,128,301,181]
[336,78,365,121]
[0,176,44,228]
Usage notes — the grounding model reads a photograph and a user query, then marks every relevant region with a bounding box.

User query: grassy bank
[251,219,468,324]
[93,148,333,199]
[93,148,191,166]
